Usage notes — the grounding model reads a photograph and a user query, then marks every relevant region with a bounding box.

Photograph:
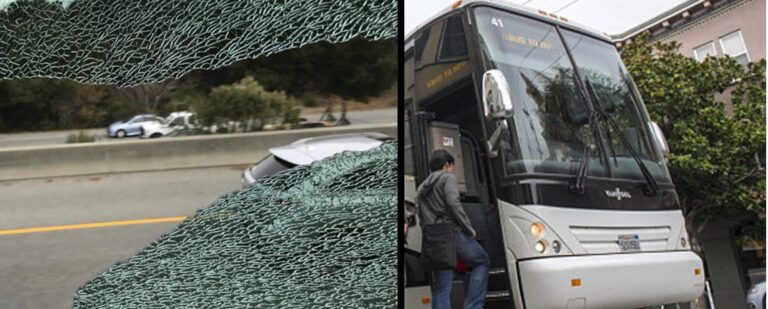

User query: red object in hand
[456,258,467,273]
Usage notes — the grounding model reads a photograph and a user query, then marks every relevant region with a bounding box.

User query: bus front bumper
[518,251,704,309]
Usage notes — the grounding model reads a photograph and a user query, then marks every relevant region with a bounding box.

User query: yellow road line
[0,216,188,236]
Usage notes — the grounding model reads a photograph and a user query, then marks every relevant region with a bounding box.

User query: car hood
[269,135,384,165]
[109,121,125,127]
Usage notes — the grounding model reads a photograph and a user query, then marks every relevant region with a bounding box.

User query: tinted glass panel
[170,117,185,126]
[474,6,672,184]
[562,29,671,183]
[414,30,430,63]
[249,155,297,182]
[439,15,467,60]
[474,7,603,177]
[404,109,414,175]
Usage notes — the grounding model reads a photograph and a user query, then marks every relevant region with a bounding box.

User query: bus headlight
[552,240,561,253]
[530,222,545,238]
[534,240,547,253]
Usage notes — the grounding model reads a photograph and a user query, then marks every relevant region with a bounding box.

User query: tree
[236,38,397,124]
[0,38,395,133]
[54,83,109,128]
[115,79,179,114]
[0,78,107,132]
[196,76,300,131]
[620,34,766,244]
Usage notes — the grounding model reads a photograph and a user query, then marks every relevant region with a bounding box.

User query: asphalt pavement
[0,108,396,149]
[0,107,396,308]
[0,166,243,309]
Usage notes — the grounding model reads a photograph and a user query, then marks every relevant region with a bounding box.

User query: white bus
[403,1,705,308]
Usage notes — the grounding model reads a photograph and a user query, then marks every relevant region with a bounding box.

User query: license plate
[618,234,641,252]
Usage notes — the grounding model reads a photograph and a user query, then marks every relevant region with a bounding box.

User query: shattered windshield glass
[0,0,396,87]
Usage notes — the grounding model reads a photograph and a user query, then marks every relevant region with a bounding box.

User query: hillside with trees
[0,37,396,133]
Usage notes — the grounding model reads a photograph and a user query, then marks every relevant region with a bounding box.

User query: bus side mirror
[649,121,670,158]
[482,70,513,158]
[482,70,513,119]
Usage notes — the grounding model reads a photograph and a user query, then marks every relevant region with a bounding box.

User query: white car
[141,111,198,138]
[748,281,766,309]
[241,132,391,188]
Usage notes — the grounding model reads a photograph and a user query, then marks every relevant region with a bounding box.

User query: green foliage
[196,76,300,130]
[621,34,765,240]
[228,38,397,102]
[66,131,96,143]
[0,38,395,133]
[0,78,109,132]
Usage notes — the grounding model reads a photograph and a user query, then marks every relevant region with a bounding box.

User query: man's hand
[470,230,477,238]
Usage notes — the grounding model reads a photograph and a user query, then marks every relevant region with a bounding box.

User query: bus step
[486,290,510,299]
[485,290,514,309]
[488,268,506,275]
[487,268,508,292]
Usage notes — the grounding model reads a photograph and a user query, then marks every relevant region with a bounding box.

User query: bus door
[421,114,516,309]
[408,11,519,308]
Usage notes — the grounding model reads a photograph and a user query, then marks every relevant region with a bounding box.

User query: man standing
[417,149,489,309]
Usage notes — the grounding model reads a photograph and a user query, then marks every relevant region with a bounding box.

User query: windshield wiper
[570,74,606,195]
[585,80,659,196]
[570,141,590,194]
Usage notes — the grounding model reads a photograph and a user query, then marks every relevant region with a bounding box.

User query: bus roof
[405,0,612,51]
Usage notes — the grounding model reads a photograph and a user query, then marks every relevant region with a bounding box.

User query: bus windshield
[473,6,672,183]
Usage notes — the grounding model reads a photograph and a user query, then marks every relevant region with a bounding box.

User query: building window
[719,30,750,67]
[693,42,716,62]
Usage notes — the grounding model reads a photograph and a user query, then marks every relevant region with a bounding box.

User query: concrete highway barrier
[0,123,396,181]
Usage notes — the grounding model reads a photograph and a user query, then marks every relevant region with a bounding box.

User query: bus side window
[414,19,444,68]
[404,104,415,176]
[438,15,468,61]
[413,30,430,65]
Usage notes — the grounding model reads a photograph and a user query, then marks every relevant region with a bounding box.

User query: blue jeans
[431,231,490,309]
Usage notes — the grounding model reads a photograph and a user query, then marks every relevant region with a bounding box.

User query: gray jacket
[416,171,475,236]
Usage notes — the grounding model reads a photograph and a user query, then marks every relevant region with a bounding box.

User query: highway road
[0,108,396,149]
[0,166,244,309]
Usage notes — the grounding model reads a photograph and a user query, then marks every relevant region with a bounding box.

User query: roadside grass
[66,131,96,143]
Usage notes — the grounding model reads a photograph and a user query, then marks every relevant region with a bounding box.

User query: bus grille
[569,225,671,254]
